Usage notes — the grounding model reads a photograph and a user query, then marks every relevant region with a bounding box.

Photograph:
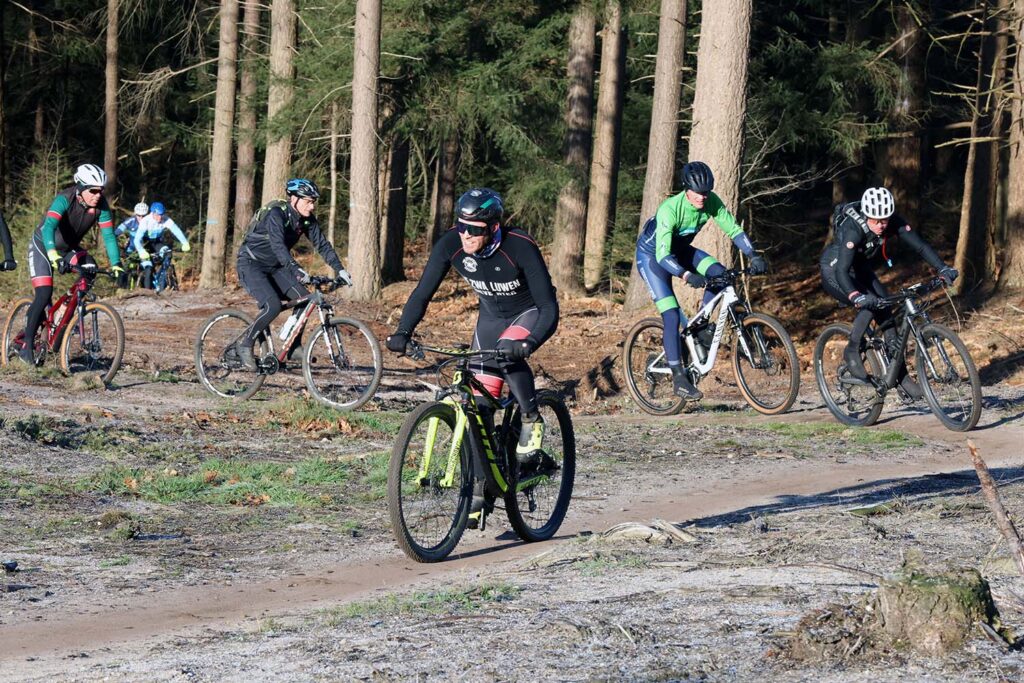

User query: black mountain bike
[387,341,576,563]
[814,277,982,432]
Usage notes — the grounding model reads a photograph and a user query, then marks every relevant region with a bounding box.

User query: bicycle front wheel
[504,390,576,543]
[59,302,125,384]
[387,402,472,563]
[731,312,800,414]
[813,323,883,427]
[302,317,383,411]
[622,317,686,416]
[1,298,38,367]
[915,323,982,432]
[194,309,268,401]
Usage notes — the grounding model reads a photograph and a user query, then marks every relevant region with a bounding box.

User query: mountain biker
[820,186,958,396]
[1,209,15,271]
[19,164,123,364]
[133,202,190,289]
[635,161,766,401]
[232,178,352,371]
[114,202,150,286]
[385,187,559,521]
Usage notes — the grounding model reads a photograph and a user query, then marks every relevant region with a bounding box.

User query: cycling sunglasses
[457,219,492,237]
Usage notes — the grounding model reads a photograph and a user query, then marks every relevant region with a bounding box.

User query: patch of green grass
[77,456,353,507]
[320,582,520,625]
[756,422,923,447]
[355,451,390,500]
[150,370,182,384]
[99,555,131,568]
[575,552,650,576]
[261,397,404,437]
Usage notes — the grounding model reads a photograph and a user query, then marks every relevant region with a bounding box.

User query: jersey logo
[462,256,478,273]
[846,241,855,249]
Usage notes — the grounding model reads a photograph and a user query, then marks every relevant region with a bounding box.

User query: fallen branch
[969,440,1024,575]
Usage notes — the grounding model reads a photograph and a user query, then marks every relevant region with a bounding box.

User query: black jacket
[239,200,343,282]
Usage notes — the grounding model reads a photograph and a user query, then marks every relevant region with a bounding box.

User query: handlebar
[877,276,946,308]
[704,267,754,289]
[308,275,350,291]
[405,339,506,362]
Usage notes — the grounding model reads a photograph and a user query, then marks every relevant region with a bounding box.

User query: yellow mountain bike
[387,341,576,563]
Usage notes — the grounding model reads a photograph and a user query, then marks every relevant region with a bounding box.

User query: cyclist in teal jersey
[634,161,766,399]
[1,210,15,271]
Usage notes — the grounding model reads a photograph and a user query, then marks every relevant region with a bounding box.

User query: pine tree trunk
[880,1,926,228]
[831,1,869,205]
[680,0,752,315]
[328,100,339,246]
[623,0,687,309]
[103,0,119,195]
[0,4,7,209]
[954,0,998,292]
[260,0,295,204]
[583,0,625,292]
[1001,0,1024,289]
[551,5,596,295]
[348,0,382,301]
[200,0,239,290]
[233,0,261,256]
[427,136,458,248]
[380,137,409,284]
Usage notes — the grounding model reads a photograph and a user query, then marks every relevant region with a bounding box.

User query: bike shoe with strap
[670,365,703,400]
[515,415,546,470]
[16,345,36,366]
[898,372,924,401]
[233,341,257,372]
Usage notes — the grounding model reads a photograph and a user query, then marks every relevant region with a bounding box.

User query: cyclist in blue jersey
[635,161,766,400]
[114,202,149,287]
[133,202,190,289]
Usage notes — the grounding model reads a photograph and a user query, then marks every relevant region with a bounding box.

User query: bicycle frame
[865,283,943,393]
[643,285,746,378]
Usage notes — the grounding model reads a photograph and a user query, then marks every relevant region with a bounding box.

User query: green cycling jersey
[652,191,744,263]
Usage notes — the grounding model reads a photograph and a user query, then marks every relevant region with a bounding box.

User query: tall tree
[550,4,596,295]
[583,0,626,292]
[348,0,382,301]
[681,0,753,314]
[328,100,340,246]
[427,136,458,248]
[260,0,296,204]
[380,137,409,284]
[1002,0,1024,288]
[200,0,240,289]
[624,0,688,309]
[103,0,119,194]
[0,2,7,209]
[233,0,262,255]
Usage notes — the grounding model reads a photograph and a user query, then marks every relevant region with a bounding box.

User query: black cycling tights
[23,285,53,352]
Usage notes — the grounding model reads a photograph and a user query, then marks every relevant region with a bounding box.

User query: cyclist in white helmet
[114,202,150,287]
[820,186,958,396]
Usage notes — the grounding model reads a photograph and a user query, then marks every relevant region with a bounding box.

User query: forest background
[1,0,1023,310]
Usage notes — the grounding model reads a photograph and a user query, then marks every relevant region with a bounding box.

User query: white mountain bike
[622,269,800,416]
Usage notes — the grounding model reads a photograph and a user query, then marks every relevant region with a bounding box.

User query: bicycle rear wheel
[731,312,800,414]
[504,390,576,543]
[388,402,472,562]
[302,317,383,411]
[167,263,179,291]
[59,302,125,384]
[1,298,42,367]
[915,323,982,432]
[813,323,883,426]
[622,317,685,415]
[194,309,268,400]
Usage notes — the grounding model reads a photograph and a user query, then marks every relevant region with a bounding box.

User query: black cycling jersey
[0,210,13,264]
[820,200,945,300]
[397,226,559,342]
[239,200,342,284]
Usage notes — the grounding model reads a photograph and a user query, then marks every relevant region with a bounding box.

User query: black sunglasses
[457,220,492,237]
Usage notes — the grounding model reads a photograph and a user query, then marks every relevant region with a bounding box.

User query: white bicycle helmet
[74,163,107,189]
[133,202,149,216]
[860,187,895,219]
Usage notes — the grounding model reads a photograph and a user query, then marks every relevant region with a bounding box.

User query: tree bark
[348,0,382,301]
[583,0,626,292]
[380,137,409,284]
[550,5,596,295]
[103,0,119,195]
[1002,0,1024,288]
[260,0,296,204]
[954,0,999,292]
[0,3,7,209]
[680,0,753,315]
[233,0,261,256]
[427,136,458,248]
[200,0,239,289]
[623,0,687,310]
[328,100,339,246]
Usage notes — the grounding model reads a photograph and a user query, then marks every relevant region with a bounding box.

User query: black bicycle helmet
[681,161,714,194]
[456,188,504,226]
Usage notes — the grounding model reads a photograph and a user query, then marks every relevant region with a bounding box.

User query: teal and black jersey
[33,186,120,265]
[0,210,14,264]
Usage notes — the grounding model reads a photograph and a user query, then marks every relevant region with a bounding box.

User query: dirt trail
[2,404,1020,671]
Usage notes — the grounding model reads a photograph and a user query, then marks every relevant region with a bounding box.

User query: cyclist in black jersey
[386,188,560,492]
[0,210,15,271]
[820,186,957,395]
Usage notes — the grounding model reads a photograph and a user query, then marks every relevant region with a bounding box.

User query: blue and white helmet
[286,178,321,199]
